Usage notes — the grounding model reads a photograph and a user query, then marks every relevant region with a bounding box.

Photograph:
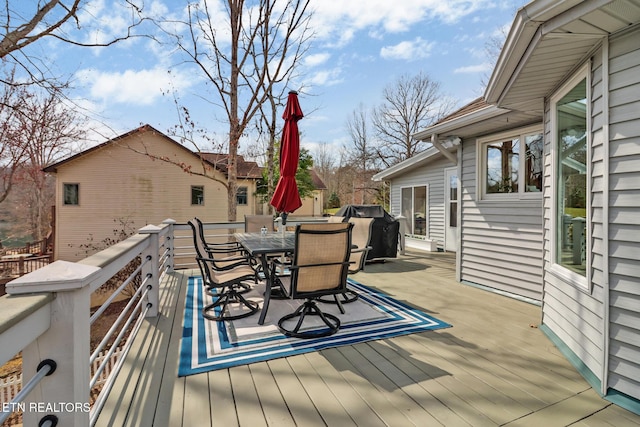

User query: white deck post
[139,225,161,318]
[163,218,177,273]
[6,261,101,427]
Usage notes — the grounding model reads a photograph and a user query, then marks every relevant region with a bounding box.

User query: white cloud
[304,53,331,67]
[380,37,435,61]
[308,68,343,87]
[310,0,494,43]
[78,67,196,106]
[454,63,492,74]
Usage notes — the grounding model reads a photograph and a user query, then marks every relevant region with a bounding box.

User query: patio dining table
[234,232,295,325]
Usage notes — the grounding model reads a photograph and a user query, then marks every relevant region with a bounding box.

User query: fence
[0,346,124,404]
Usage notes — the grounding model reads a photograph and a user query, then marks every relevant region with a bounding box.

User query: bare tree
[0,1,147,89]
[345,103,380,204]
[15,88,86,240]
[0,71,31,204]
[480,25,509,90]
[371,72,455,167]
[312,142,335,187]
[162,0,312,221]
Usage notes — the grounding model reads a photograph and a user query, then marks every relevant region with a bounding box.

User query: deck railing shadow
[320,338,452,392]
[0,217,339,426]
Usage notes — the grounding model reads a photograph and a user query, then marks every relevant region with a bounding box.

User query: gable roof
[309,169,327,190]
[413,96,539,142]
[372,145,447,182]
[486,0,640,112]
[43,124,185,173]
[199,153,263,179]
[43,124,261,181]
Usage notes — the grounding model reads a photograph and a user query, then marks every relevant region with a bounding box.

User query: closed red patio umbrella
[270,91,303,224]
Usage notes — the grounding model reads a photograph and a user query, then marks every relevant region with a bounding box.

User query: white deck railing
[0,217,328,426]
[0,219,179,426]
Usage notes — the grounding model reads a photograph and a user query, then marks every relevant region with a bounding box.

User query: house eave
[372,146,448,182]
[413,105,507,141]
[485,0,634,110]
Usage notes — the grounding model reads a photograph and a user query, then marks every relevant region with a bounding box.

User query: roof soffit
[486,0,640,110]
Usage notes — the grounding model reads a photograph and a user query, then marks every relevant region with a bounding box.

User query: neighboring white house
[376,0,640,415]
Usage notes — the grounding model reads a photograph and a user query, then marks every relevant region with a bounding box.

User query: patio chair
[194,217,248,265]
[191,218,254,272]
[276,222,353,338]
[189,220,259,321]
[319,217,373,305]
[347,217,374,274]
[189,219,255,294]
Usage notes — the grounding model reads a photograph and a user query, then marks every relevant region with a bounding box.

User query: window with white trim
[479,125,543,199]
[552,66,589,281]
[401,185,427,237]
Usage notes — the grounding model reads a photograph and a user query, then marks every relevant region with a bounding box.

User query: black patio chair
[189,220,259,321]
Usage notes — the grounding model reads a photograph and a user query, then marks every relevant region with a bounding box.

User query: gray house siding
[541,47,606,386]
[542,29,640,399]
[606,27,640,399]
[388,156,452,249]
[459,137,544,301]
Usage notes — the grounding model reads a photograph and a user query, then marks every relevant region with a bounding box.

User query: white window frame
[477,124,544,201]
[400,184,429,239]
[549,62,591,292]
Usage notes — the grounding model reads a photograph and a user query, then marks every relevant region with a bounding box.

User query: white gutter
[431,134,458,165]
[372,146,442,181]
[485,0,613,105]
[413,105,506,141]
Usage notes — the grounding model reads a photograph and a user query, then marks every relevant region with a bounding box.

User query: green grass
[565,208,587,218]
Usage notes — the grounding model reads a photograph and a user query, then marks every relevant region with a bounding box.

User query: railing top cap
[139,224,162,233]
[6,260,101,294]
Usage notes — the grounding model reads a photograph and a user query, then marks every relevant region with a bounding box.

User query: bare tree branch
[372,72,456,167]
[159,0,313,221]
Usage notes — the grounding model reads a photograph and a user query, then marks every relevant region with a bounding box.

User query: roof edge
[413,104,506,141]
[372,146,445,181]
[485,0,613,105]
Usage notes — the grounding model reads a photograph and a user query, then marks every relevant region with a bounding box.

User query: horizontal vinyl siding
[607,28,640,399]
[389,156,454,249]
[55,133,234,261]
[459,137,544,301]
[541,49,606,384]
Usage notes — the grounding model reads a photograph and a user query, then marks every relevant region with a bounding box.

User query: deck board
[96,251,640,426]
[304,350,388,427]
[249,361,296,427]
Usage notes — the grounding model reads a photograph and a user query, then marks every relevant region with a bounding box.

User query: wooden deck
[96,251,640,427]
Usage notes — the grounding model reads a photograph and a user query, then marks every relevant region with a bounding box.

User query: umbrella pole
[275,215,286,275]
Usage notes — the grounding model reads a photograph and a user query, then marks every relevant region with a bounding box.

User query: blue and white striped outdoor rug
[179,276,451,376]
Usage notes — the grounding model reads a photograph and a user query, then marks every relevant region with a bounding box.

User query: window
[449,173,458,228]
[553,67,588,280]
[479,126,543,198]
[191,186,204,205]
[401,185,427,237]
[63,183,79,205]
[236,186,248,205]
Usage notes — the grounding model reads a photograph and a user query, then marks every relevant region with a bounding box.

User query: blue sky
[35,0,529,159]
